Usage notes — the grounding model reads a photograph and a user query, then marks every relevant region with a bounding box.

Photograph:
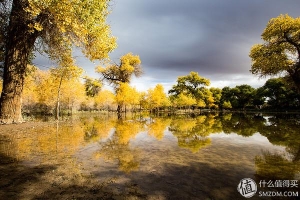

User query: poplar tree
[0,0,116,123]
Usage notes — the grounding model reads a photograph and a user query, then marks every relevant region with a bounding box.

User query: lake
[0,112,299,199]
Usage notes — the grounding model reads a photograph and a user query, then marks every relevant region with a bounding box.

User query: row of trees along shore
[0,67,299,117]
[0,0,300,124]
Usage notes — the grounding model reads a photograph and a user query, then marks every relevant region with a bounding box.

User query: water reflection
[94,120,144,173]
[147,118,172,140]
[0,112,299,199]
[169,115,215,153]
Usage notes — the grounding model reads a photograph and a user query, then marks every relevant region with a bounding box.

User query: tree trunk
[290,69,300,92]
[117,104,122,113]
[0,0,39,124]
[55,76,63,121]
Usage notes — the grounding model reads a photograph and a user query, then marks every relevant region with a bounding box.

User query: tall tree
[115,83,139,112]
[0,0,116,123]
[261,78,300,108]
[169,71,211,108]
[0,79,2,95]
[209,87,222,109]
[147,84,170,112]
[96,53,142,113]
[249,14,300,92]
[231,84,255,109]
[50,64,83,120]
[172,93,196,110]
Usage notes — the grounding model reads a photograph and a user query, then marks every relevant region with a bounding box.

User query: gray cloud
[108,0,299,81]
[33,0,300,90]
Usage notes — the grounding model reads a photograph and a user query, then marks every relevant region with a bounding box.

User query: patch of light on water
[209,132,286,152]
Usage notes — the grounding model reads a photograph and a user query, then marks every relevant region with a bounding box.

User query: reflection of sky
[209,132,286,152]
[134,128,286,154]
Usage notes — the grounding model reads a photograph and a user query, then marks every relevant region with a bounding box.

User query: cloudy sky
[35,0,299,92]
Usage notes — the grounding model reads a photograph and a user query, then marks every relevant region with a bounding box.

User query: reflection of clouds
[209,133,286,151]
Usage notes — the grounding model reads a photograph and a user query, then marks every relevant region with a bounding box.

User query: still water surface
[0,112,299,199]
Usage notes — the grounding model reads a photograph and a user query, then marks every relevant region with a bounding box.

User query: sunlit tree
[97,53,142,112]
[60,78,86,113]
[35,70,57,112]
[0,0,116,123]
[169,71,211,109]
[210,87,222,109]
[250,14,300,92]
[94,89,115,111]
[0,79,2,95]
[50,64,83,119]
[147,84,170,112]
[222,101,232,109]
[171,93,196,111]
[22,65,39,112]
[115,83,140,112]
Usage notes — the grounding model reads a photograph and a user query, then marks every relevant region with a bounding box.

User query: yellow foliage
[171,118,197,132]
[26,0,117,62]
[203,89,215,108]
[1,122,85,162]
[31,66,85,111]
[0,79,3,95]
[60,79,86,110]
[115,83,140,109]
[94,90,115,110]
[115,120,142,144]
[97,53,142,87]
[120,53,141,73]
[35,70,57,108]
[197,99,206,108]
[250,14,300,81]
[173,93,196,107]
[147,84,170,109]
[148,118,172,140]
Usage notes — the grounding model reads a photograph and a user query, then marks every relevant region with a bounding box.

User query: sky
[34,0,300,92]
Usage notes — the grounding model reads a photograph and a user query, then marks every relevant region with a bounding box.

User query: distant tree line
[0,68,299,117]
[0,12,300,123]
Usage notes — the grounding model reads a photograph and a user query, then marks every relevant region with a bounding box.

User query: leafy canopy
[249,14,300,89]
[5,0,117,64]
[169,71,211,107]
[96,52,142,86]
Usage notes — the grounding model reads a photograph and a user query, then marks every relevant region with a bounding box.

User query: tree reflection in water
[1,113,299,199]
[94,119,144,173]
[253,114,300,181]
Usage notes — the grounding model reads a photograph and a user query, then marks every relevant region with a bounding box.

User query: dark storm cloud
[32,0,299,90]
[108,0,299,86]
